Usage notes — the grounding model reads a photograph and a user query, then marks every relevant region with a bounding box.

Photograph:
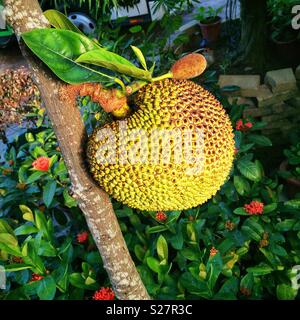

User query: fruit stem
[151,72,173,82]
[125,81,148,95]
[114,78,126,92]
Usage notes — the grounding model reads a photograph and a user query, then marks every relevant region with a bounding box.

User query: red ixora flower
[244,201,264,215]
[210,246,218,257]
[155,211,167,222]
[93,287,115,300]
[77,231,89,243]
[32,156,50,171]
[236,119,253,132]
[30,273,44,282]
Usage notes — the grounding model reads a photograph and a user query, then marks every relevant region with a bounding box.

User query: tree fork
[3,0,150,300]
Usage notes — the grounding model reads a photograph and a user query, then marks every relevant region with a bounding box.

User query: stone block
[263,119,292,130]
[218,75,260,97]
[243,106,271,118]
[296,65,300,80]
[256,88,299,108]
[286,96,300,108]
[228,96,255,107]
[264,68,297,93]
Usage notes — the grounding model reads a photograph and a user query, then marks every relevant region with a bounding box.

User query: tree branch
[3,0,150,300]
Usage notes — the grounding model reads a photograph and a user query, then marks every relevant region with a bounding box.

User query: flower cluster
[77,231,89,244]
[93,287,115,300]
[30,273,44,282]
[209,246,218,257]
[32,157,50,171]
[244,201,264,215]
[155,211,167,222]
[236,119,253,132]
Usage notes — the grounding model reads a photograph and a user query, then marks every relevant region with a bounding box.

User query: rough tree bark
[238,0,268,72]
[3,0,150,300]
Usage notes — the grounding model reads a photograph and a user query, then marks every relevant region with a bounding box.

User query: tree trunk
[3,0,150,300]
[238,0,267,72]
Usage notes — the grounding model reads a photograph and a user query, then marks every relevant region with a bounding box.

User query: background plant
[1,72,300,299]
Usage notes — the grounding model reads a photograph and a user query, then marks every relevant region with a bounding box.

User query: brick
[286,96,300,108]
[262,113,291,123]
[272,103,297,116]
[296,65,300,80]
[256,88,299,107]
[243,106,271,118]
[228,96,255,107]
[264,68,297,93]
[218,75,261,97]
[263,119,292,130]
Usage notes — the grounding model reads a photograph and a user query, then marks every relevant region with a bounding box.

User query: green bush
[1,78,300,300]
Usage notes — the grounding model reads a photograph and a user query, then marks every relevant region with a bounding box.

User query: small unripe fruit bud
[171,53,207,80]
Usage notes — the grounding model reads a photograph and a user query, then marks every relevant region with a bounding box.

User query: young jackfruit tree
[22,10,235,211]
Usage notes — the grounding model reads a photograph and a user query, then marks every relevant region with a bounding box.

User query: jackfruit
[87,79,234,211]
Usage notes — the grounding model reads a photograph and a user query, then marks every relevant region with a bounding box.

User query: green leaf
[19,205,35,222]
[241,226,261,241]
[76,49,151,81]
[131,45,148,70]
[147,225,168,234]
[146,257,161,273]
[69,273,98,290]
[37,276,57,300]
[43,180,57,208]
[233,207,249,215]
[5,264,31,272]
[35,210,49,238]
[22,29,113,84]
[26,171,47,184]
[207,252,223,291]
[237,159,262,182]
[0,219,14,234]
[246,264,273,276]
[284,199,300,209]
[276,284,297,300]
[43,10,84,35]
[14,224,38,236]
[134,244,145,262]
[129,25,142,33]
[0,233,18,247]
[38,241,57,257]
[180,272,211,299]
[214,277,239,300]
[63,189,78,208]
[276,219,296,232]
[247,134,272,147]
[263,203,277,214]
[240,273,254,291]
[157,235,168,262]
[233,175,250,196]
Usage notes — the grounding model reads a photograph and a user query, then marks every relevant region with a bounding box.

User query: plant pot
[271,35,299,63]
[279,160,300,197]
[199,16,221,44]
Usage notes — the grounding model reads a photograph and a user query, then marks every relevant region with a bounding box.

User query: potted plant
[0,3,14,48]
[279,142,300,197]
[267,0,300,59]
[194,5,223,43]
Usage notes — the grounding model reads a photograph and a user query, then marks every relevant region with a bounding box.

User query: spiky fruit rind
[87,79,235,211]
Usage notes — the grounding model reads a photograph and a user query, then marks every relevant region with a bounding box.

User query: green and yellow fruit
[87,79,235,211]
